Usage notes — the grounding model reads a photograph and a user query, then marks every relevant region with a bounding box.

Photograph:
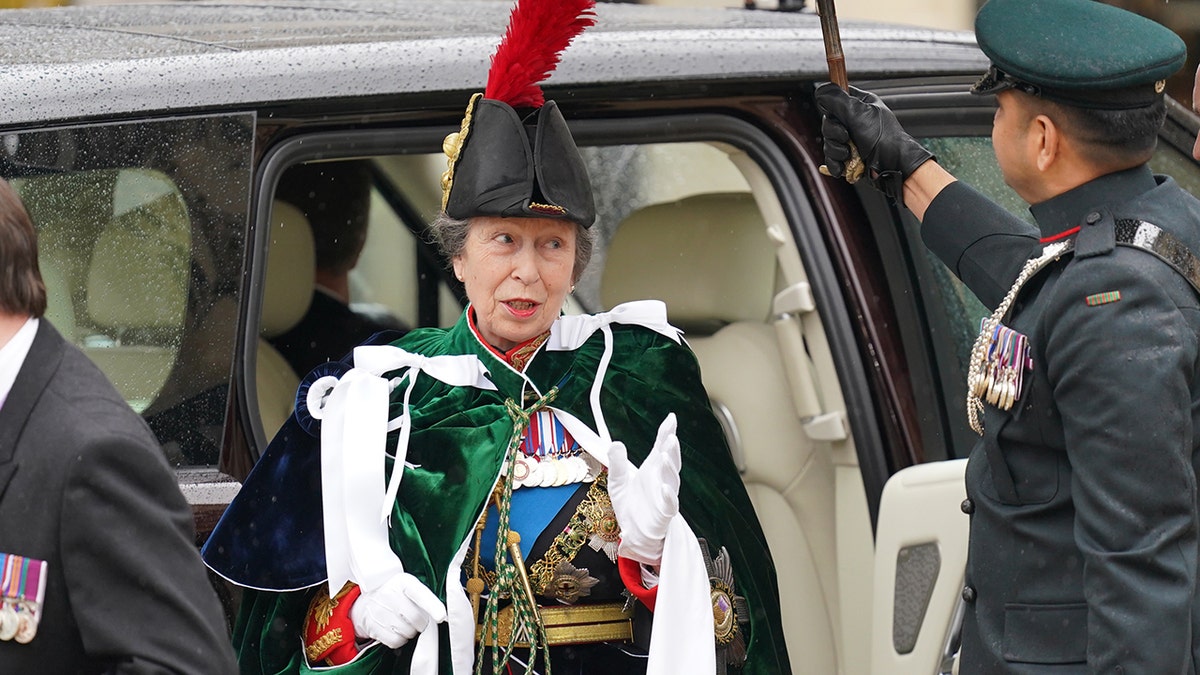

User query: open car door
[871,458,969,675]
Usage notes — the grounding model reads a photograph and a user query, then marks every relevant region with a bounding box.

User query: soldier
[817,0,1199,671]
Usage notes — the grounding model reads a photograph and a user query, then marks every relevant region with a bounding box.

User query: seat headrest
[86,169,191,334]
[40,257,75,339]
[260,200,315,338]
[601,192,776,331]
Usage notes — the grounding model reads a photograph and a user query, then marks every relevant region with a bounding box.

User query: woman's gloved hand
[815,82,934,200]
[607,413,682,566]
[349,572,447,649]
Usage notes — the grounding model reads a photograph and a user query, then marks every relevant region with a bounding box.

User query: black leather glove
[815,82,934,200]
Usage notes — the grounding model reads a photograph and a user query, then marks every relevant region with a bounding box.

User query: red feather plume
[484,0,597,109]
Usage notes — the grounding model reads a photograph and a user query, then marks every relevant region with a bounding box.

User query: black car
[0,1,1196,673]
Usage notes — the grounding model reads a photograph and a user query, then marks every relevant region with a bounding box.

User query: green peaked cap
[972,0,1186,109]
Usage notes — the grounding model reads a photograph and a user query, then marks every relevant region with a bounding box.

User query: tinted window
[899,131,1200,459]
[3,115,254,467]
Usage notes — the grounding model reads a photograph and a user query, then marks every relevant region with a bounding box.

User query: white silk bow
[546,300,682,443]
[547,299,681,351]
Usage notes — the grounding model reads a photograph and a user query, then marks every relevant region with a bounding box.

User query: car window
[257,141,763,444]
[898,132,1200,460]
[16,167,191,415]
[2,115,254,467]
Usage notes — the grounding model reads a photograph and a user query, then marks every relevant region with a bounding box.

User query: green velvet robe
[233,310,791,674]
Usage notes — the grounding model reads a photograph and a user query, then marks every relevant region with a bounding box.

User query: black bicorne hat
[440,0,597,228]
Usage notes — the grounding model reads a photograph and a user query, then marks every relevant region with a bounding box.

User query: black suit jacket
[0,320,236,673]
[924,168,1200,673]
[269,289,406,378]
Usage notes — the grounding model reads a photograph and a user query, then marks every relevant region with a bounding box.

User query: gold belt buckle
[476,602,634,648]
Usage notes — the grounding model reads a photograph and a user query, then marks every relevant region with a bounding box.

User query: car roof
[0,0,986,126]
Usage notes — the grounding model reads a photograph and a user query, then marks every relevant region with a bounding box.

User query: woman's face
[453,216,577,351]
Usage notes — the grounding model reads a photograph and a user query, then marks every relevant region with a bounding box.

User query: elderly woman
[202,1,790,673]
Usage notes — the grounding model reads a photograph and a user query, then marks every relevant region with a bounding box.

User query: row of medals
[0,601,36,643]
[512,450,602,490]
[970,321,1031,412]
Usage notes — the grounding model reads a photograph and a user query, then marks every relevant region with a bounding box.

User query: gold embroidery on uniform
[305,628,343,662]
[508,332,550,372]
[527,472,616,601]
[311,593,336,632]
[309,582,355,632]
[467,472,619,604]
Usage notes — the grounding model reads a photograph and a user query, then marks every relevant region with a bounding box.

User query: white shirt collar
[0,318,39,411]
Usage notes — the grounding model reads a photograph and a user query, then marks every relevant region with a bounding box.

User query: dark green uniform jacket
[923,166,1200,673]
[216,307,791,674]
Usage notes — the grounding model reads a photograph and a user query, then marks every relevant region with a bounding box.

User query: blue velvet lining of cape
[201,331,402,591]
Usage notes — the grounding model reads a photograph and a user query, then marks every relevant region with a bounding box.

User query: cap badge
[1155,80,1166,94]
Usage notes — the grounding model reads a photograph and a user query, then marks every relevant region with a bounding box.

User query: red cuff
[617,556,658,612]
[303,582,362,666]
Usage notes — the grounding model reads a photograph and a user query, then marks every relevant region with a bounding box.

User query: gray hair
[428,212,595,283]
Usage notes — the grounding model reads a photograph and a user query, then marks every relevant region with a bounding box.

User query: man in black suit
[0,177,237,673]
[819,0,1199,671]
[271,160,407,377]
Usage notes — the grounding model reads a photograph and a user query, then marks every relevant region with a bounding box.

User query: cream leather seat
[603,192,837,674]
[39,257,75,341]
[256,199,316,441]
[77,169,191,413]
[14,170,119,347]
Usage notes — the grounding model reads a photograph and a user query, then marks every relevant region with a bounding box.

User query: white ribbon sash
[307,346,495,595]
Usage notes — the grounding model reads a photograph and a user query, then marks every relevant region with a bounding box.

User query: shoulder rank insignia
[0,553,47,644]
[699,538,749,673]
[1084,291,1122,307]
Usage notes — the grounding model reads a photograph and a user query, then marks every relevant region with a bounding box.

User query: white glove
[350,572,448,649]
[607,413,682,566]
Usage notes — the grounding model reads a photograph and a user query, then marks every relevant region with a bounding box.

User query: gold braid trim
[440,93,482,211]
[305,628,343,663]
[507,332,549,372]
[466,471,618,602]
[527,472,614,597]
